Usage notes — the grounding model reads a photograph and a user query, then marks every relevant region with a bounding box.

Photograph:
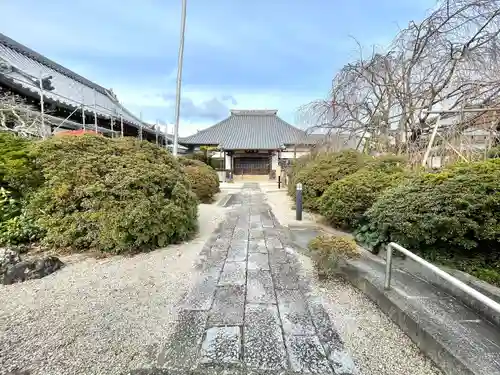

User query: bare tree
[302,0,500,160]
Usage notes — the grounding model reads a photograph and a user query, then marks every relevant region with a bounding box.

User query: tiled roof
[0,33,155,134]
[180,109,313,149]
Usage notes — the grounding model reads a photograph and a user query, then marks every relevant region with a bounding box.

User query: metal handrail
[384,242,500,315]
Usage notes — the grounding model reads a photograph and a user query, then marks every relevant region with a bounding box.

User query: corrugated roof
[0,33,155,135]
[180,109,312,149]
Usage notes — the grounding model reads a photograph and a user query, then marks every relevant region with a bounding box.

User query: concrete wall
[280,151,310,159]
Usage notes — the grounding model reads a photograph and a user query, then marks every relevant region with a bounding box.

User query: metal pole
[296,183,303,221]
[173,0,187,156]
[111,116,115,138]
[38,71,45,137]
[93,89,98,133]
[384,244,393,290]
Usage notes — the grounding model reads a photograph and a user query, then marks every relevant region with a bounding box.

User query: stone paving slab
[248,240,267,254]
[285,335,333,374]
[271,262,300,290]
[180,275,218,311]
[244,304,287,371]
[277,289,316,335]
[233,227,248,241]
[268,248,289,265]
[266,237,283,250]
[227,241,248,262]
[200,326,242,364]
[208,285,245,326]
[201,249,228,276]
[152,185,355,375]
[246,270,275,304]
[219,261,246,286]
[247,253,270,271]
[157,309,208,369]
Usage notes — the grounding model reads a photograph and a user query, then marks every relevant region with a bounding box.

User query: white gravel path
[0,203,227,375]
[297,253,443,375]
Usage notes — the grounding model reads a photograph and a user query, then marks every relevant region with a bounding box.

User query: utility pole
[173,0,187,156]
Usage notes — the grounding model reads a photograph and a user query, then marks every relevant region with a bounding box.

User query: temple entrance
[233,156,270,176]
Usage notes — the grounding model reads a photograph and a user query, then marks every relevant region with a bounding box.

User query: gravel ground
[297,253,443,375]
[0,203,227,375]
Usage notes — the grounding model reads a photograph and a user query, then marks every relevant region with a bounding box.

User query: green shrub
[290,150,368,211]
[319,155,408,229]
[184,151,208,164]
[0,187,42,245]
[179,158,220,203]
[28,135,198,254]
[488,146,500,159]
[0,132,38,195]
[364,158,500,254]
[308,234,360,277]
[0,132,43,245]
[287,154,316,196]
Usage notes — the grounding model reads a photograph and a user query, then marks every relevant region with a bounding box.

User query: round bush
[365,158,500,253]
[179,158,220,203]
[319,155,408,229]
[291,150,368,211]
[308,234,360,276]
[28,135,198,254]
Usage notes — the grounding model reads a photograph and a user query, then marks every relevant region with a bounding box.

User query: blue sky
[1,0,434,136]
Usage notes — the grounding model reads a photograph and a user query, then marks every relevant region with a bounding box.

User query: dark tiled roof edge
[0,32,109,95]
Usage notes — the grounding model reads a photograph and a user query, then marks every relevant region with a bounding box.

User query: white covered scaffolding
[0,40,167,146]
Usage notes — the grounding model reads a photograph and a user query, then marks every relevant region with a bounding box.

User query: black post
[278,176,281,189]
[296,183,303,221]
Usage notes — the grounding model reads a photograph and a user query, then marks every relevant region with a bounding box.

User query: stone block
[208,286,245,326]
[200,326,242,365]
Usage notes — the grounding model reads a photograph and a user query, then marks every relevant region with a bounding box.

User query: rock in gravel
[1,247,64,285]
[0,247,21,274]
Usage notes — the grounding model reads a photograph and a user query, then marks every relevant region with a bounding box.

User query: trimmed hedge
[319,155,408,229]
[290,150,367,211]
[179,158,220,203]
[363,159,500,253]
[28,135,198,254]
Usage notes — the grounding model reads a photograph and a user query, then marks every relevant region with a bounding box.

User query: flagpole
[172,0,187,156]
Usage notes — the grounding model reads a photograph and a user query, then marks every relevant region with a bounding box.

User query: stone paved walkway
[132,184,356,375]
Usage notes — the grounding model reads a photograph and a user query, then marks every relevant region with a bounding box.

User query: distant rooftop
[180,109,316,149]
